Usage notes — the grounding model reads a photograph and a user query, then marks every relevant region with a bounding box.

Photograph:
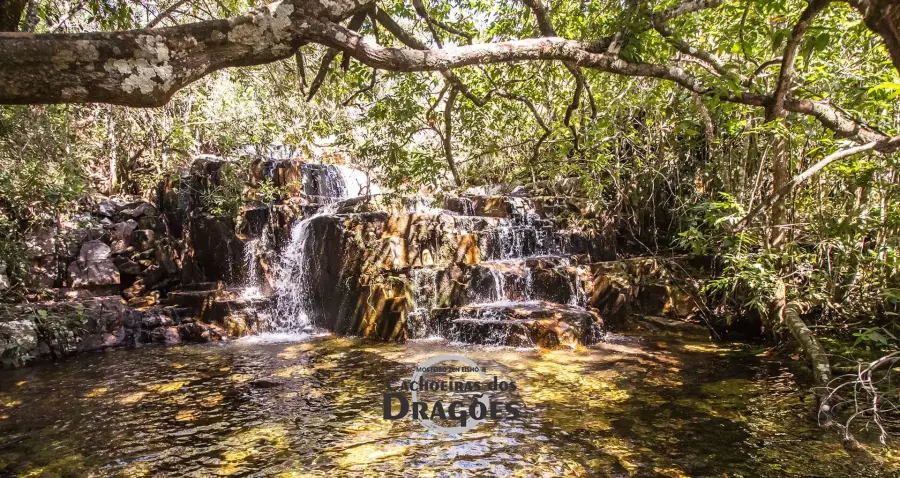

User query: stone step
[416,301,603,349]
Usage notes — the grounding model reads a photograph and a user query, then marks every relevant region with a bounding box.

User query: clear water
[0,335,895,477]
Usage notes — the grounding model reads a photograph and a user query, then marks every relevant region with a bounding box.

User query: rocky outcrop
[182,215,245,285]
[429,301,603,348]
[68,240,120,288]
[0,152,715,367]
[586,257,706,330]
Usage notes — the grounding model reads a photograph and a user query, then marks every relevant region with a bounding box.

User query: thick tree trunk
[0,0,26,31]
[850,0,900,74]
[0,0,894,155]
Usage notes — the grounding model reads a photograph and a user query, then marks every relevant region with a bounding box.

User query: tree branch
[522,0,596,118]
[147,0,192,28]
[412,0,472,45]
[770,0,832,120]
[735,136,898,231]
[0,0,888,149]
[442,86,462,186]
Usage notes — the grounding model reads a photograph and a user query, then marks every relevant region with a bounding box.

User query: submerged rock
[432,301,603,348]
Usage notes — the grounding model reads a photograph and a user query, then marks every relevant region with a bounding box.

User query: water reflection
[0,335,893,476]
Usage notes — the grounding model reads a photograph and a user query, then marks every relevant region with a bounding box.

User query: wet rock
[0,319,39,368]
[120,202,158,220]
[177,322,224,343]
[183,215,245,284]
[241,205,271,237]
[141,310,174,329]
[117,260,143,276]
[431,301,602,348]
[164,327,182,345]
[471,196,512,218]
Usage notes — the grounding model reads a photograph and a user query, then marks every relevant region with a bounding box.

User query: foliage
[0,0,898,346]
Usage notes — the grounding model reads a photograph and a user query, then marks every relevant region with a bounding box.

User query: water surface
[0,334,893,477]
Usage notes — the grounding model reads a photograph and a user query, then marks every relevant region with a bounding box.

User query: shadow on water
[0,335,896,477]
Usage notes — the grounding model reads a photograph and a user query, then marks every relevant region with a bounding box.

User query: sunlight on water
[0,335,895,477]
[234,331,325,344]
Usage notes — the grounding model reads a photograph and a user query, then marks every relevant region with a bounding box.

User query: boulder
[68,241,119,288]
[110,220,138,253]
[164,327,182,345]
[77,240,111,265]
[0,319,39,368]
[116,260,143,276]
[132,229,156,252]
[183,215,245,284]
[120,202,158,219]
[0,297,130,364]
[96,199,124,218]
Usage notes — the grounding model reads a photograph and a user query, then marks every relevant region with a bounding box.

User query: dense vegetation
[0,0,898,441]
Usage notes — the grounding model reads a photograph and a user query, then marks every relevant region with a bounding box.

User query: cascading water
[268,164,369,334]
[242,238,263,300]
[270,213,320,333]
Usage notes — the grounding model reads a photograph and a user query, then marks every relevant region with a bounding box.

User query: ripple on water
[0,335,894,477]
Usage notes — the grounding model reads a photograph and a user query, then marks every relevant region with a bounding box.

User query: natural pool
[0,334,895,477]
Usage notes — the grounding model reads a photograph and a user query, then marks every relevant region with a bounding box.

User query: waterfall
[242,238,263,300]
[270,214,319,332]
[269,164,363,334]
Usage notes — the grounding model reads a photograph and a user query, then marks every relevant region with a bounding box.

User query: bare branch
[442,86,462,186]
[147,0,192,28]
[522,0,597,121]
[295,49,307,91]
[48,0,86,32]
[342,67,376,105]
[653,0,723,24]
[769,0,832,119]
[412,0,472,46]
[306,48,340,101]
[736,136,898,231]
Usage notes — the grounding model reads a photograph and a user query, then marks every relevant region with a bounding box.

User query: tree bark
[0,0,26,31]
[849,0,900,74]
[0,0,894,155]
[442,87,462,186]
[764,0,831,247]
